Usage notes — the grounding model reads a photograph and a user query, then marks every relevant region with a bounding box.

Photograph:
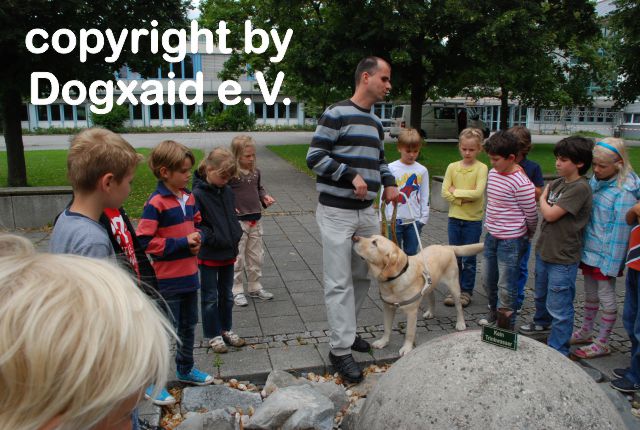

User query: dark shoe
[478,309,497,326]
[329,352,363,383]
[613,367,630,379]
[610,377,640,394]
[351,335,371,352]
[519,323,551,335]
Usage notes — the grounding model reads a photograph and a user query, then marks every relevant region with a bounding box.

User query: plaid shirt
[582,173,640,277]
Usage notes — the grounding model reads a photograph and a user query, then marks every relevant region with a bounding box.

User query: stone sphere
[356,330,625,430]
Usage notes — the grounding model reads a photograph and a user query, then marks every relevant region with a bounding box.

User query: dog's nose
[352,235,360,242]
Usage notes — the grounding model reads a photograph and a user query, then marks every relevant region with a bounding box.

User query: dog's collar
[382,259,410,282]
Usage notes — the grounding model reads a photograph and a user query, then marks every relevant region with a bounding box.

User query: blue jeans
[200,264,234,339]
[623,269,640,384]
[533,255,578,356]
[447,218,482,294]
[483,233,528,327]
[516,241,532,310]
[164,291,198,374]
[394,221,424,256]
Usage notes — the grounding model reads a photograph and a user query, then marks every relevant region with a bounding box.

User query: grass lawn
[268,141,640,178]
[0,149,205,218]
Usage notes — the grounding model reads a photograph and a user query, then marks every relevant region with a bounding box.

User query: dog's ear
[380,246,403,279]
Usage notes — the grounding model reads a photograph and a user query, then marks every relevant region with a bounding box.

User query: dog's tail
[450,243,484,257]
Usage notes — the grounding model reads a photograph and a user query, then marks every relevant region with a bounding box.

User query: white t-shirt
[381,160,430,225]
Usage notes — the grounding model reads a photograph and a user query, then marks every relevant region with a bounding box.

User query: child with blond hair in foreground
[0,234,174,430]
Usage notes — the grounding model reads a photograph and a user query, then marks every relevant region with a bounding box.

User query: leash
[380,200,398,245]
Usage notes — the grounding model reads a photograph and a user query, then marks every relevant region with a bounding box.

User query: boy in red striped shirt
[478,131,538,330]
[136,140,213,404]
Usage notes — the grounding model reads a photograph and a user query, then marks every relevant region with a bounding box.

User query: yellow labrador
[353,234,484,356]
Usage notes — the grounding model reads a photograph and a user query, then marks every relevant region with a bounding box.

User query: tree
[609,0,640,106]
[0,0,188,186]
[453,1,603,130]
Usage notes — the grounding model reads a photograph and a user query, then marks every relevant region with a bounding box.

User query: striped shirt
[485,168,537,239]
[306,100,396,209]
[136,181,202,296]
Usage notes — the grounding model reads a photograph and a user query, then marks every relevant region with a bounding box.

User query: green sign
[481,325,518,351]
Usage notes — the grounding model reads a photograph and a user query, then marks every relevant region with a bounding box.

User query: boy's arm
[539,185,567,222]
[625,201,640,225]
[419,167,430,225]
[136,201,189,257]
[451,164,488,201]
[517,182,538,237]
[441,164,462,205]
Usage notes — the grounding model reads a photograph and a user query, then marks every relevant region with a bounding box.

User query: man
[306,56,399,382]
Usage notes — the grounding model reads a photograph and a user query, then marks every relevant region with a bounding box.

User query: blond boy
[49,128,141,257]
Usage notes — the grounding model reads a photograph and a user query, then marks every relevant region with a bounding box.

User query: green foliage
[189,111,208,131]
[207,104,256,131]
[90,104,130,131]
[609,0,640,106]
[23,127,85,136]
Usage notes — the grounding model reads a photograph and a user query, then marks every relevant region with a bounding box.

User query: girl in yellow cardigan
[442,128,488,307]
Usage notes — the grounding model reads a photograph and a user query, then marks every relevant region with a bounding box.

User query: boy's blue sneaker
[144,385,176,406]
[177,368,214,386]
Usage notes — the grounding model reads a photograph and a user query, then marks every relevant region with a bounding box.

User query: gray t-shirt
[49,210,115,258]
[536,177,592,264]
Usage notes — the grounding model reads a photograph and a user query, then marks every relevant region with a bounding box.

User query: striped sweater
[485,168,538,239]
[136,181,202,296]
[306,100,396,209]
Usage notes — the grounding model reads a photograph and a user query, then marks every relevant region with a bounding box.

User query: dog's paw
[372,338,389,349]
[455,321,466,331]
[399,344,413,356]
[422,310,434,319]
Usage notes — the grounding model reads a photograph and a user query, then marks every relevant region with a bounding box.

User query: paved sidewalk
[7,142,638,422]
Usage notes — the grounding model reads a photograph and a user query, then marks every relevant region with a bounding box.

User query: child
[519,137,594,357]
[610,201,640,393]
[441,127,488,307]
[0,234,174,430]
[572,138,640,358]
[229,135,276,306]
[381,128,429,256]
[192,147,245,354]
[136,140,214,402]
[478,130,538,330]
[509,125,545,312]
[49,128,141,258]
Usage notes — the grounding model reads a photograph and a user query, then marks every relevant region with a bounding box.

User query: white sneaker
[234,293,248,307]
[222,331,246,347]
[249,289,274,300]
[209,336,228,353]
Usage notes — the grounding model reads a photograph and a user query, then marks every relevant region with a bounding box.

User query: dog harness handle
[380,201,398,245]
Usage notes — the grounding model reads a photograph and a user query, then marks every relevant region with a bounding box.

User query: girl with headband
[572,137,640,358]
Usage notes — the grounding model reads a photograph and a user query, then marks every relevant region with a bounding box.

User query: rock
[309,380,349,411]
[176,410,236,430]
[245,385,335,430]
[180,385,262,415]
[356,331,626,429]
[341,398,366,430]
[264,369,309,396]
[350,372,383,397]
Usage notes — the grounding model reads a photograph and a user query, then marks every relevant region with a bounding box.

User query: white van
[389,103,489,139]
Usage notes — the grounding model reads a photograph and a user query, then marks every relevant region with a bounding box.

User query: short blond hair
[148,140,196,179]
[67,128,142,192]
[458,127,484,148]
[0,234,174,430]
[197,147,237,178]
[230,135,257,172]
[397,128,423,150]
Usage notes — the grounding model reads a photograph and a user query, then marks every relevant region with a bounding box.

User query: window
[625,113,633,123]
[77,105,86,120]
[255,102,264,118]
[289,103,298,119]
[50,105,61,121]
[633,114,640,124]
[64,105,74,121]
[37,105,48,121]
[132,103,143,120]
[172,62,182,79]
[277,102,286,118]
[266,103,275,118]
[434,107,455,120]
[174,103,184,119]
[391,106,404,118]
[186,104,196,118]
[183,56,194,79]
